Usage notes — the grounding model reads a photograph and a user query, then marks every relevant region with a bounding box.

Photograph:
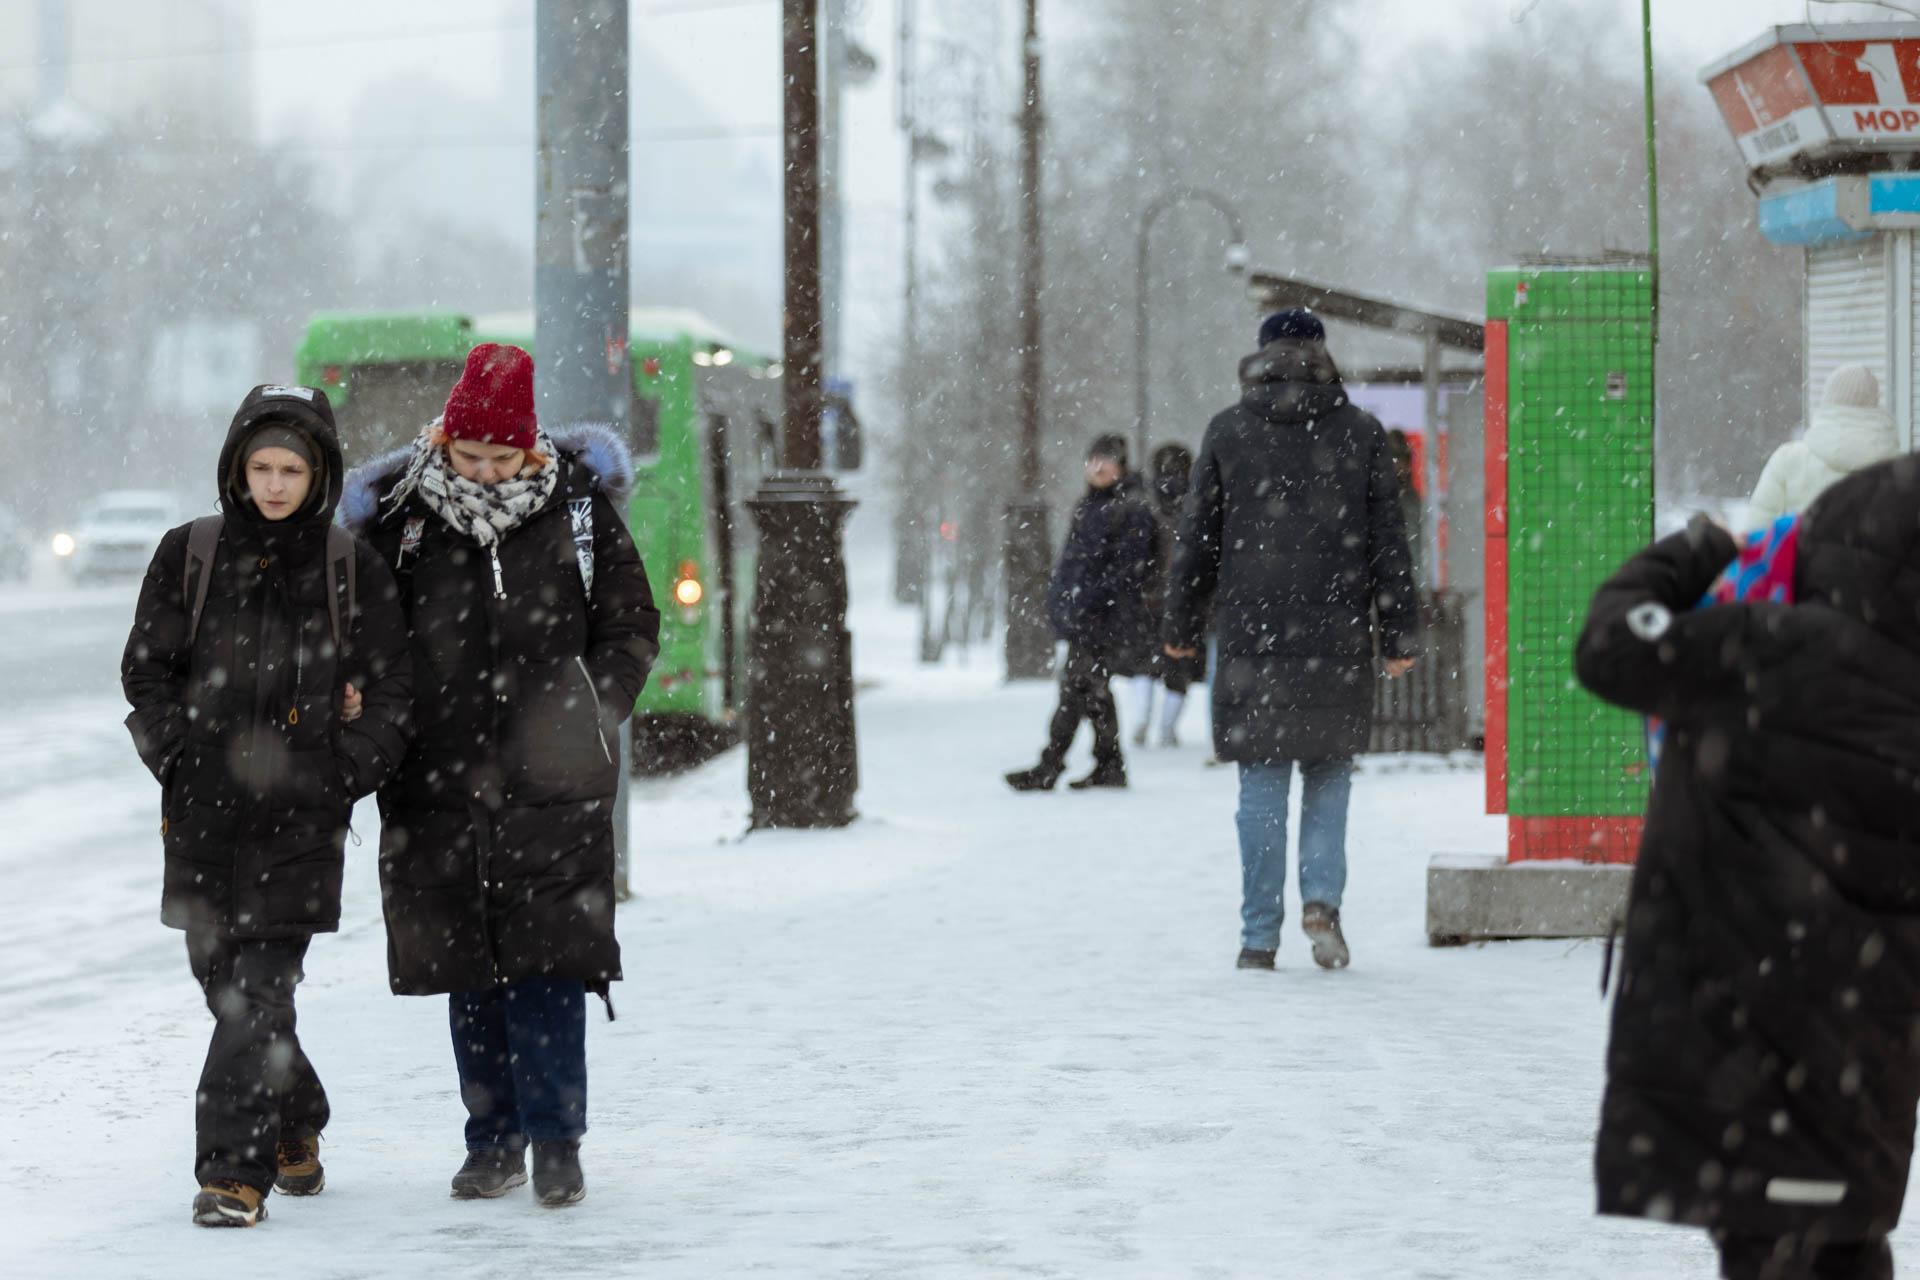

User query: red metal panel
[1508,817,1643,865]
[1484,320,1508,817]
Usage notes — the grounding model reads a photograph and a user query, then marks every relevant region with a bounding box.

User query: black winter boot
[533,1140,586,1207]
[1005,761,1064,791]
[450,1146,527,1199]
[1068,757,1127,790]
[1236,948,1276,971]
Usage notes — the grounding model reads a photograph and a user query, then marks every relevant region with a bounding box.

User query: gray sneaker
[1301,902,1350,970]
[450,1147,527,1199]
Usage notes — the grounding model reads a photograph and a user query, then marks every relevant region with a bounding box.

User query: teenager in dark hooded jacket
[1576,458,1920,1280]
[1005,433,1157,792]
[122,384,413,1228]
[341,343,659,1208]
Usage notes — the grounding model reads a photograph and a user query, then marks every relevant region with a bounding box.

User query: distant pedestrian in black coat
[1130,442,1203,748]
[1163,309,1418,972]
[341,343,660,1208]
[1006,434,1157,792]
[1577,459,1920,1280]
[123,384,413,1227]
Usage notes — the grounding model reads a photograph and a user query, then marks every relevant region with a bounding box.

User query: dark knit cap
[242,424,319,470]
[1087,433,1129,467]
[1259,307,1326,348]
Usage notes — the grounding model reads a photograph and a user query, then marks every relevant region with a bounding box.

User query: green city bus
[295,308,781,770]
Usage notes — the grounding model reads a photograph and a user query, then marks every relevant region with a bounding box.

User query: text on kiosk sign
[1707,37,1920,167]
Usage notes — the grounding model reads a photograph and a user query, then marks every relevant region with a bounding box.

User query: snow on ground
[0,519,1863,1279]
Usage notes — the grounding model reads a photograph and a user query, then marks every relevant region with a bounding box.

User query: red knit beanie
[442,343,537,448]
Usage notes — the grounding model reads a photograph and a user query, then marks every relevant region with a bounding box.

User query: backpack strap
[182,515,224,646]
[325,525,357,652]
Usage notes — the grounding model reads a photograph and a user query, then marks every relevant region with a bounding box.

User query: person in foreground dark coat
[123,384,413,1227]
[1162,308,1418,972]
[1006,433,1158,792]
[1575,459,1920,1280]
[341,343,660,1208]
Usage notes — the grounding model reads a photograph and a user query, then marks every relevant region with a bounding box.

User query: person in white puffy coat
[1746,363,1900,531]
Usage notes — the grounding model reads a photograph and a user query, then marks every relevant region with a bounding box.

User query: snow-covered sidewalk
[0,550,1808,1278]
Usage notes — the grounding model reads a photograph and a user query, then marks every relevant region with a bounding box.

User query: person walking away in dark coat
[1006,433,1157,791]
[1162,308,1418,972]
[1575,461,1920,1280]
[1130,441,1203,748]
[122,385,414,1227]
[341,343,660,1207]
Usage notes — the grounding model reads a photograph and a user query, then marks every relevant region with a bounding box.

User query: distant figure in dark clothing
[1131,442,1204,748]
[1163,308,1418,972]
[1007,434,1158,792]
[1386,429,1426,587]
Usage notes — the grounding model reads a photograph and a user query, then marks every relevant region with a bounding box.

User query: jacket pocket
[576,657,613,764]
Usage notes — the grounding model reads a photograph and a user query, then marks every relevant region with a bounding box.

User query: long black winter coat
[123,388,413,939]
[1045,481,1157,673]
[1162,340,1418,762]
[1576,462,1920,1244]
[341,426,660,996]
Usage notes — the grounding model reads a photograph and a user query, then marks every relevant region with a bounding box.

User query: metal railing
[1371,590,1478,755]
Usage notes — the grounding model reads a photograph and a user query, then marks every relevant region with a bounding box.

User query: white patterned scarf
[383,424,561,547]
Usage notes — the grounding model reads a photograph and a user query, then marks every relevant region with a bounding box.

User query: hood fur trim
[548,422,635,504]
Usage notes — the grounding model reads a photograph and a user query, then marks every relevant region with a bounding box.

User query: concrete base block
[1426,854,1631,945]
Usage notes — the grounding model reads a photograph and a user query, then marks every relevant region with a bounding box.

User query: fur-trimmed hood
[339,421,634,533]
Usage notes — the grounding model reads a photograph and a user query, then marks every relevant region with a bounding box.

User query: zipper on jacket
[1600,914,1622,998]
[576,657,614,763]
[489,544,506,600]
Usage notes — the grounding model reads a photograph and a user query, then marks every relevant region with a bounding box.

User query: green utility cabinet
[1484,262,1655,861]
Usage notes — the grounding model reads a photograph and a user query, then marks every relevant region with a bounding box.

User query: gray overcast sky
[246,0,1920,213]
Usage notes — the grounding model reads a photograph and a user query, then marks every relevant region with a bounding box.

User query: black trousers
[186,931,329,1193]
[1042,643,1121,767]
[1718,1233,1893,1280]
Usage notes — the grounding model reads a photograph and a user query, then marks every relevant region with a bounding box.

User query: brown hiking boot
[192,1179,268,1227]
[1301,902,1350,970]
[274,1129,325,1196]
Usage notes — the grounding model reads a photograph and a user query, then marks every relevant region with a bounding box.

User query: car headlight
[51,532,75,557]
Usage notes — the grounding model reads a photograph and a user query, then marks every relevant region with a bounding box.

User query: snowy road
[0,545,1829,1279]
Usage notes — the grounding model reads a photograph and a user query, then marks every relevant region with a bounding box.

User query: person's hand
[1164,644,1199,660]
[341,682,363,723]
[1384,658,1415,679]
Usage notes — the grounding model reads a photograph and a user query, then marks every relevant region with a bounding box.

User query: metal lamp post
[534,0,633,892]
[1133,187,1247,468]
[1002,0,1053,681]
[744,0,859,829]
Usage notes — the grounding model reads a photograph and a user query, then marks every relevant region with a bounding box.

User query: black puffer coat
[341,426,659,996]
[122,387,413,939]
[1045,481,1157,673]
[1162,339,1418,762]
[1576,460,1920,1244]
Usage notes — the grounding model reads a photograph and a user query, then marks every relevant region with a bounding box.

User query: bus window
[337,361,464,458]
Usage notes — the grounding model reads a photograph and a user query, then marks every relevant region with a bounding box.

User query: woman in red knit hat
[342,342,661,1207]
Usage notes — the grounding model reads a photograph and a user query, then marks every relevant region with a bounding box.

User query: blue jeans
[449,977,588,1149]
[1236,758,1354,950]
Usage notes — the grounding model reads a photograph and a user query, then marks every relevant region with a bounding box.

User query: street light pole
[745,0,858,828]
[534,0,633,892]
[1133,187,1247,469]
[1002,0,1053,681]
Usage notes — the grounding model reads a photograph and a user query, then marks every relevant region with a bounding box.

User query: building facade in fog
[0,0,252,139]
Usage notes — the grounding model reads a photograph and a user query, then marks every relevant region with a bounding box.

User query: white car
[55,490,184,582]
